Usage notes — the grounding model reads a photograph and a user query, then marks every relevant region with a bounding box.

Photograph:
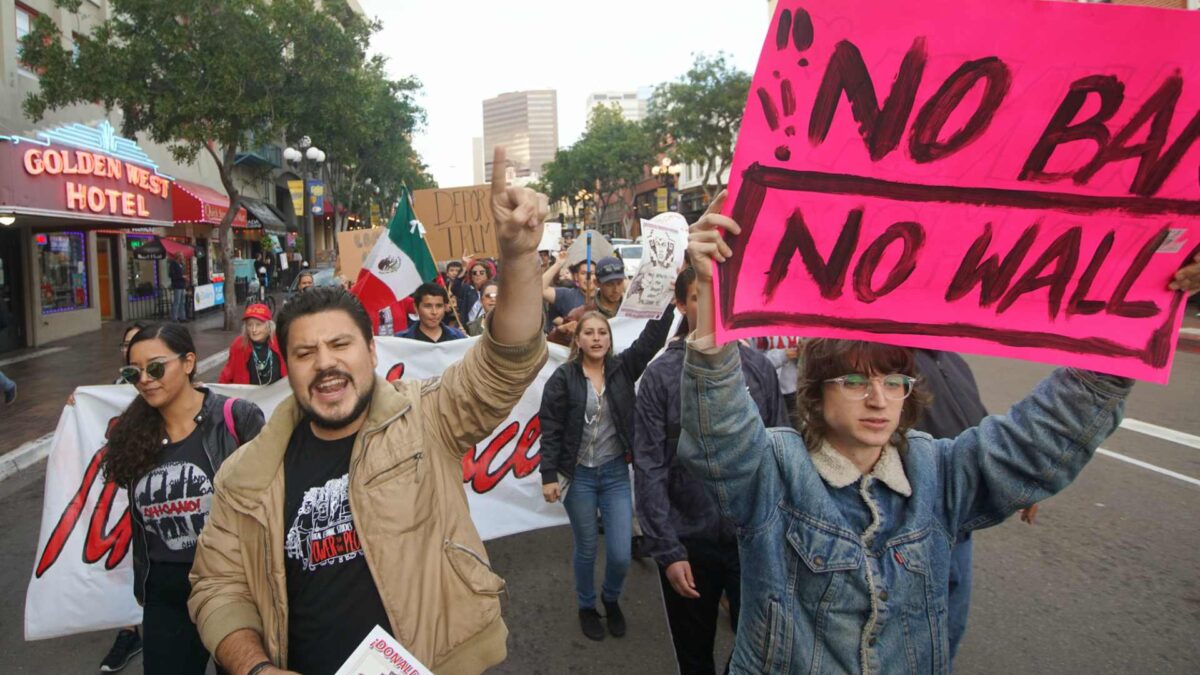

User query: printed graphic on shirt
[134,461,214,551]
[285,475,364,571]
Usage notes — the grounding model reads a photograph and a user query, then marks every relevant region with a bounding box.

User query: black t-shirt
[133,426,214,564]
[283,421,392,675]
[247,340,283,385]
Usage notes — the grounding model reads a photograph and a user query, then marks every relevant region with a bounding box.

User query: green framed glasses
[119,354,183,384]
[824,373,917,401]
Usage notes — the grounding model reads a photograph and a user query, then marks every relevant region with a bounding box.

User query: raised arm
[939,367,1132,537]
[676,192,779,529]
[542,255,567,304]
[422,146,550,454]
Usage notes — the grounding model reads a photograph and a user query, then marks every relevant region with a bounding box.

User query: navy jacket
[633,339,789,567]
[914,350,988,439]
[538,305,675,485]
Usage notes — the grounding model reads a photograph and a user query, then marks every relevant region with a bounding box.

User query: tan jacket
[188,330,547,674]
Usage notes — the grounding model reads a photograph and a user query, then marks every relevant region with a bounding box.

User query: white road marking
[1120,418,1200,451]
[1097,448,1200,489]
[195,351,229,375]
[0,433,54,482]
[0,347,68,367]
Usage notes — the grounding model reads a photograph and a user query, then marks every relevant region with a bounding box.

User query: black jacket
[632,339,788,567]
[538,305,675,485]
[914,350,988,439]
[128,388,264,605]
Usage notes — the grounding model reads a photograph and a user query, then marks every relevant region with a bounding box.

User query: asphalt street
[0,349,1197,673]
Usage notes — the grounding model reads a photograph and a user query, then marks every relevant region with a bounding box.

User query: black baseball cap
[596,256,625,284]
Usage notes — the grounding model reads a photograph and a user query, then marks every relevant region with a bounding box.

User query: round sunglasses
[119,354,184,384]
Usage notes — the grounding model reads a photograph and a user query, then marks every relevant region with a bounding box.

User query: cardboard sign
[337,228,384,281]
[718,0,1200,383]
[411,185,499,261]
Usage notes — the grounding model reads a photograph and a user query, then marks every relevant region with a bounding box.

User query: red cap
[243,303,272,322]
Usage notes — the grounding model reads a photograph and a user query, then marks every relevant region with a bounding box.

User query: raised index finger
[491,146,508,196]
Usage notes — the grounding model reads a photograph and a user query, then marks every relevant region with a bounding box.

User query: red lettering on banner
[35,417,131,577]
[461,414,541,494]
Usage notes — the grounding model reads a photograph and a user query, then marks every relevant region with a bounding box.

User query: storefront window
[36,231,89,314]
[126,236,160,298]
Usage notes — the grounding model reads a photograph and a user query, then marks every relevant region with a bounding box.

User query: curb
[0,433,54,483]
[0,351,230,483]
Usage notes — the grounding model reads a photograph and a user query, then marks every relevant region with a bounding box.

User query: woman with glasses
[461,260,494,324]
[102,323,265,675]
[676,195,1138,673]
[217,303,286,385]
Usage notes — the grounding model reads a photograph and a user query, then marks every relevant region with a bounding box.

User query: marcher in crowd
[678,193,1140,673]
[539,302,676,641]
[169,253,188,323]
[399,283,466,343]
[296,270,315,293]
[462,260,495,323]
[548,256,626,346]
[188,148,550,675]
[633,266,787,673]
[466,281,499,337]
[541,255,597,331]
[101,323,264,675]
[913,348,1039,666]
[218,304,287,386]
[755,336,802,428]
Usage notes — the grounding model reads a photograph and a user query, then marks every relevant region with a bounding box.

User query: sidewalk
[0,309,240,453]
[1180,300,1200,354]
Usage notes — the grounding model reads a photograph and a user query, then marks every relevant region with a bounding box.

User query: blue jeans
[562,456,632,609]
[171,288,187,321]
[947,533,974,666]
[0,369,13,394]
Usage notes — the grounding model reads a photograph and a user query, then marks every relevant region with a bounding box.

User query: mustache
[309,368,355,392]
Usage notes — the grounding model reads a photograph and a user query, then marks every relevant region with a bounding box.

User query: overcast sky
[360,1,772,187]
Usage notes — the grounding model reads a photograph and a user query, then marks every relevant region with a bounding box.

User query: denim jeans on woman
[171,288,187,322]
[561,456,633,609]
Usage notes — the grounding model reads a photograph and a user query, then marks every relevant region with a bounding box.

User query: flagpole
[404,183,465,328]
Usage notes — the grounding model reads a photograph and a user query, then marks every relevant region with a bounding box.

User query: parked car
[613,244,643,278]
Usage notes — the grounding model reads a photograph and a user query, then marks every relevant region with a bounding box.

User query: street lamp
[0,212,15,226]
[575,188,592,228]
[284,138,326,264]
[650,157,681,214]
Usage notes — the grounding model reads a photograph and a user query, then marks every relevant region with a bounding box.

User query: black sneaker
[579,608,605,641]
[603,599,627,637]
[99,628,142,672]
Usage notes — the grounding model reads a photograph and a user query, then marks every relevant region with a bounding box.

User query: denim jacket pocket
[787,518,863,575]
[889,533,948,673]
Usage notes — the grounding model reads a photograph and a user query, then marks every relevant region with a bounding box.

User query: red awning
[161,237,195,258]
[172,179,249,227]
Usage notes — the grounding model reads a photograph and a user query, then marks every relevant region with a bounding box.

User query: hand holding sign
[490,146,549,260]
[687,191,736,283]
[1169,252,1200,295]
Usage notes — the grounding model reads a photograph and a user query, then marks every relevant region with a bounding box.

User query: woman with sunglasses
[677,196,1138,673]
[461,260,494,324]
[217,303,286,385]
[102,323,265,675]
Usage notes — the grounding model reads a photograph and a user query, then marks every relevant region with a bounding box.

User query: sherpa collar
[810,441,912,497]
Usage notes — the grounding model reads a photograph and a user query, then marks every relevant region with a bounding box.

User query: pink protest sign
[717,0,1200,383]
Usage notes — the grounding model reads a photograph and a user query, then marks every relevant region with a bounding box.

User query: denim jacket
[678,342,1132,674]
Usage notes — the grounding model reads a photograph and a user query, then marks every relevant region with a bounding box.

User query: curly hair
[101,323,196,487]
[795,339,931,454]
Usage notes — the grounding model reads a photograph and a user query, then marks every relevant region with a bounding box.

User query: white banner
[25,319,651,641]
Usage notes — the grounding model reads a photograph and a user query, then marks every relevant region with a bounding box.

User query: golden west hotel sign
[0,121,174,226]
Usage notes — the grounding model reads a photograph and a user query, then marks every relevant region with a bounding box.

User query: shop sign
[307,179,325,216]
[0,121,173,224]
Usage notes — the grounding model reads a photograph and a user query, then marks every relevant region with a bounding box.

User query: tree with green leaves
[20,0,391,329]
[572,104,655,236]
[646,52,751,198]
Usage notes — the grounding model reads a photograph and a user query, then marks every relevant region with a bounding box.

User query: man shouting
[188,147,550,675]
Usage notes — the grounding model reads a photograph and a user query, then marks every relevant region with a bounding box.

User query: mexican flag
[351,187,438,325]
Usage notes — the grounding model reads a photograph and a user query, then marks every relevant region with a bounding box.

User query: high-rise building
[472,137,485,185]
[482,90,558,182]
[586,91,648,123]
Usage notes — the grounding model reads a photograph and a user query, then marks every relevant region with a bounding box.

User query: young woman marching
[539,303,675,641]
[101,323,265,674]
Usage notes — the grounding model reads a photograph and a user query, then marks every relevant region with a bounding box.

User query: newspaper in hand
[617,212,690,319]
[334,625,432,675]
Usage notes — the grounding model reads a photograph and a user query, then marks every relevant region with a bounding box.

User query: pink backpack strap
[223,397,240,446]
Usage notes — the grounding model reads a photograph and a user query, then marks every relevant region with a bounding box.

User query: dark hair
[122,320,148,341]
[482,281,499,295]
[673,267,697,337]
[296,270,315,282]
[102,323,198,487]
[446,261,463,270]
[275,287,373,362]
[796,339,930,454]
[413,282,448,305]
